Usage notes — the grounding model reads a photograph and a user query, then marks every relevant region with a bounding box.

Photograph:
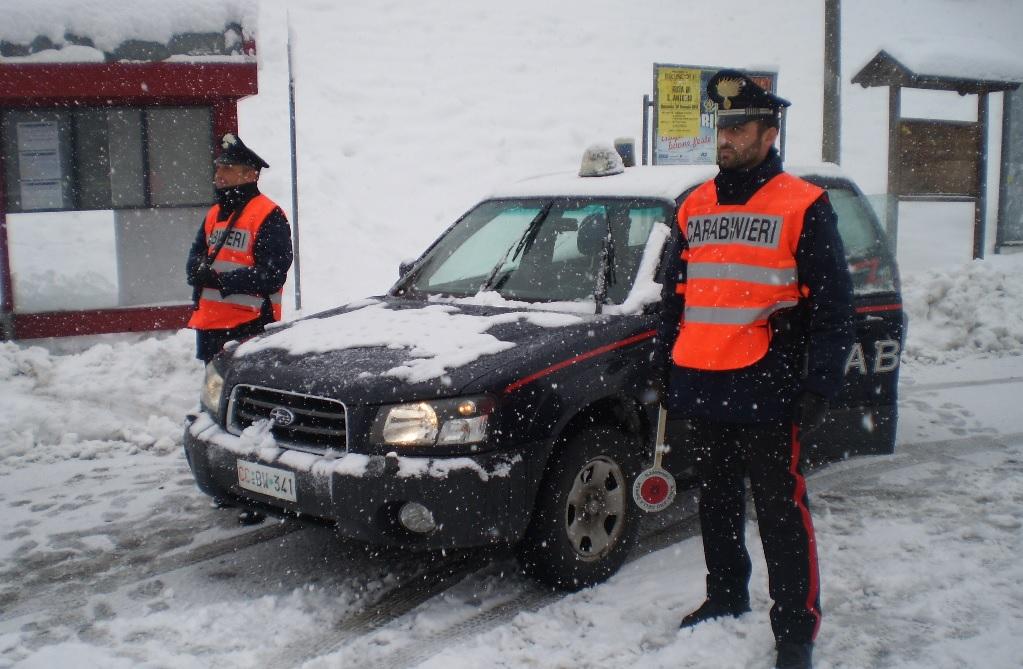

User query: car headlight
[201,364,225,415]
[372,396,494,449]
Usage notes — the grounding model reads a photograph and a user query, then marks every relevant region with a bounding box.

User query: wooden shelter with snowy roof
[0,2,258,340]
[852,49,1022,259]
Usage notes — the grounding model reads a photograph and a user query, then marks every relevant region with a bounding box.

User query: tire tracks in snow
[900,375,1023,395]
[0,514,300,622]
[273,493,705,668]
[352,504,707,669]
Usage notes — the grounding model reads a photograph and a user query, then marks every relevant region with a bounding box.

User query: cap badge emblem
[715,77,743,110]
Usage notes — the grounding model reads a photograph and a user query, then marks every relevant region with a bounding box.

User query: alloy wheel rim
[564,456,626,560]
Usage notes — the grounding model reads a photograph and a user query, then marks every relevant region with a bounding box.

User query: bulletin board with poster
[652,64,782,165]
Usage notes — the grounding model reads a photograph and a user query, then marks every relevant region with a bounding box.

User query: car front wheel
[516,424,643,591]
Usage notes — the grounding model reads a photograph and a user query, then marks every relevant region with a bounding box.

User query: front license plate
[237,460,297,503]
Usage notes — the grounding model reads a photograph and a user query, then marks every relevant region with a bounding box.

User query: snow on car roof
[490,162,852,200]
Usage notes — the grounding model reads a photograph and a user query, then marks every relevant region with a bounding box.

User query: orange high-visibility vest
[672,172,824,371]
[187,194,284,331]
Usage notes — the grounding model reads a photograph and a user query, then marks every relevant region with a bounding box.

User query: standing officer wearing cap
[657,70,854,669]
[186,133,293,364]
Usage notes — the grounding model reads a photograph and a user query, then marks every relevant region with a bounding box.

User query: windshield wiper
[479,202,553,292]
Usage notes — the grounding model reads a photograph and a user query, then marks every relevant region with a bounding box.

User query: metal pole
[995,90,1015,253]
[974,91,988,259]
[0,141,15,340]
[642,94,650,166]
[287,15,303,311]
[823,0,842,164]
[885,85,901,255]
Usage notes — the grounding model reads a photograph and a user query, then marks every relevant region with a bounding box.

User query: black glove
[194,264,222,290]
[794,392,828,436]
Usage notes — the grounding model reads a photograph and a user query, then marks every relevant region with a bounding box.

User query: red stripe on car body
[855,303,902,313]
[503,330,657,394]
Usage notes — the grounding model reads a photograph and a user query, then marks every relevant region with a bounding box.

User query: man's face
[716,120,778,171]
[214,163,259,189]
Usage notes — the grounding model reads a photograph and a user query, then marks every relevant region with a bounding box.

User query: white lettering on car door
[844,339,901,375]
[874,339,901,373]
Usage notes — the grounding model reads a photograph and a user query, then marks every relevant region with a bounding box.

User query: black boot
[679,598,751,629]
[775,641,813,669]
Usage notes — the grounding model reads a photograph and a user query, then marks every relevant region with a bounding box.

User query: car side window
[826,186,899,295]
[625,206,664,247]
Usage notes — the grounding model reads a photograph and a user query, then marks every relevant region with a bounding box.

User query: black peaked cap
[706,69,790,128]
[215,133,270,169]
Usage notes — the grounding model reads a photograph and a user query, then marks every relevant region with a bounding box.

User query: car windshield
[400,197,672,304]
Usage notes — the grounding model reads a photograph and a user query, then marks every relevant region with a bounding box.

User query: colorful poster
[653,64,778,166]
[653,65,717,165]
[656,67,701,138]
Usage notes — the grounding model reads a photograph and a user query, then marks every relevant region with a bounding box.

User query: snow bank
[0,331,201,473]
[901,255,1023,363]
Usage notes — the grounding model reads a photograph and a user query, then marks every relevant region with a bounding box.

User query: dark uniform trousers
[195,314,271,364]
[689,417,821,644]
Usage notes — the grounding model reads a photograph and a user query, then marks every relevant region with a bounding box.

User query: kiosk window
[2,106,213,213]
[147,108,215,206]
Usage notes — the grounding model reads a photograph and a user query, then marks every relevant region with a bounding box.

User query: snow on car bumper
[183,413,537,549]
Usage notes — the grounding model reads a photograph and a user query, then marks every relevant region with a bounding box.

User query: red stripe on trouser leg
[790,423,822,640]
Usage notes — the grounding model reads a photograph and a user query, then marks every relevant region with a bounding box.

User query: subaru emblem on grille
[269,406,296,427]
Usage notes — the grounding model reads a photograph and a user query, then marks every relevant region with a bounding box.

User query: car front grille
[227,384,348,456]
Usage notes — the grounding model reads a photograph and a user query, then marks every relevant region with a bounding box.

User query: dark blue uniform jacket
[657,149,855,424]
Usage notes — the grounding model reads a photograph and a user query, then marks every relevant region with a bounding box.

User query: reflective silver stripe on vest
[684,300,799,325]
[686,262,797,286]
[201,289,283,308]
[211,260,249,272]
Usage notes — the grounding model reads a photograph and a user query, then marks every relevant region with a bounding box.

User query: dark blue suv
[184,162,903,590]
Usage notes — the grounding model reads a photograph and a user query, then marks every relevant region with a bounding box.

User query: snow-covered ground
[3,0,1023,667]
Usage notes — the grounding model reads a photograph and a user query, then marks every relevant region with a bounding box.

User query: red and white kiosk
[0,28,258,340]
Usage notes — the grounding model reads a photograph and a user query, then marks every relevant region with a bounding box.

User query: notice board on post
[652,64,781,165]
[896,119,981,198]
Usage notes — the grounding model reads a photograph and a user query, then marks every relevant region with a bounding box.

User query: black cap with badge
[706,69,790,129]
[215,133,270,169]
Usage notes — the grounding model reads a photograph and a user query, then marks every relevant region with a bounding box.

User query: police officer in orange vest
[186,134,293,364]
[657,71,854,669]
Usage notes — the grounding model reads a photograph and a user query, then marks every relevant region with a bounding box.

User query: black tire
[516,425,643,591]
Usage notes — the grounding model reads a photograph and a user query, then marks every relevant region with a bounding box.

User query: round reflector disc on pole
[632,467,676,512]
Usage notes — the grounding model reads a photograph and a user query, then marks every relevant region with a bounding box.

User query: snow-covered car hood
[220,297,604,402]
